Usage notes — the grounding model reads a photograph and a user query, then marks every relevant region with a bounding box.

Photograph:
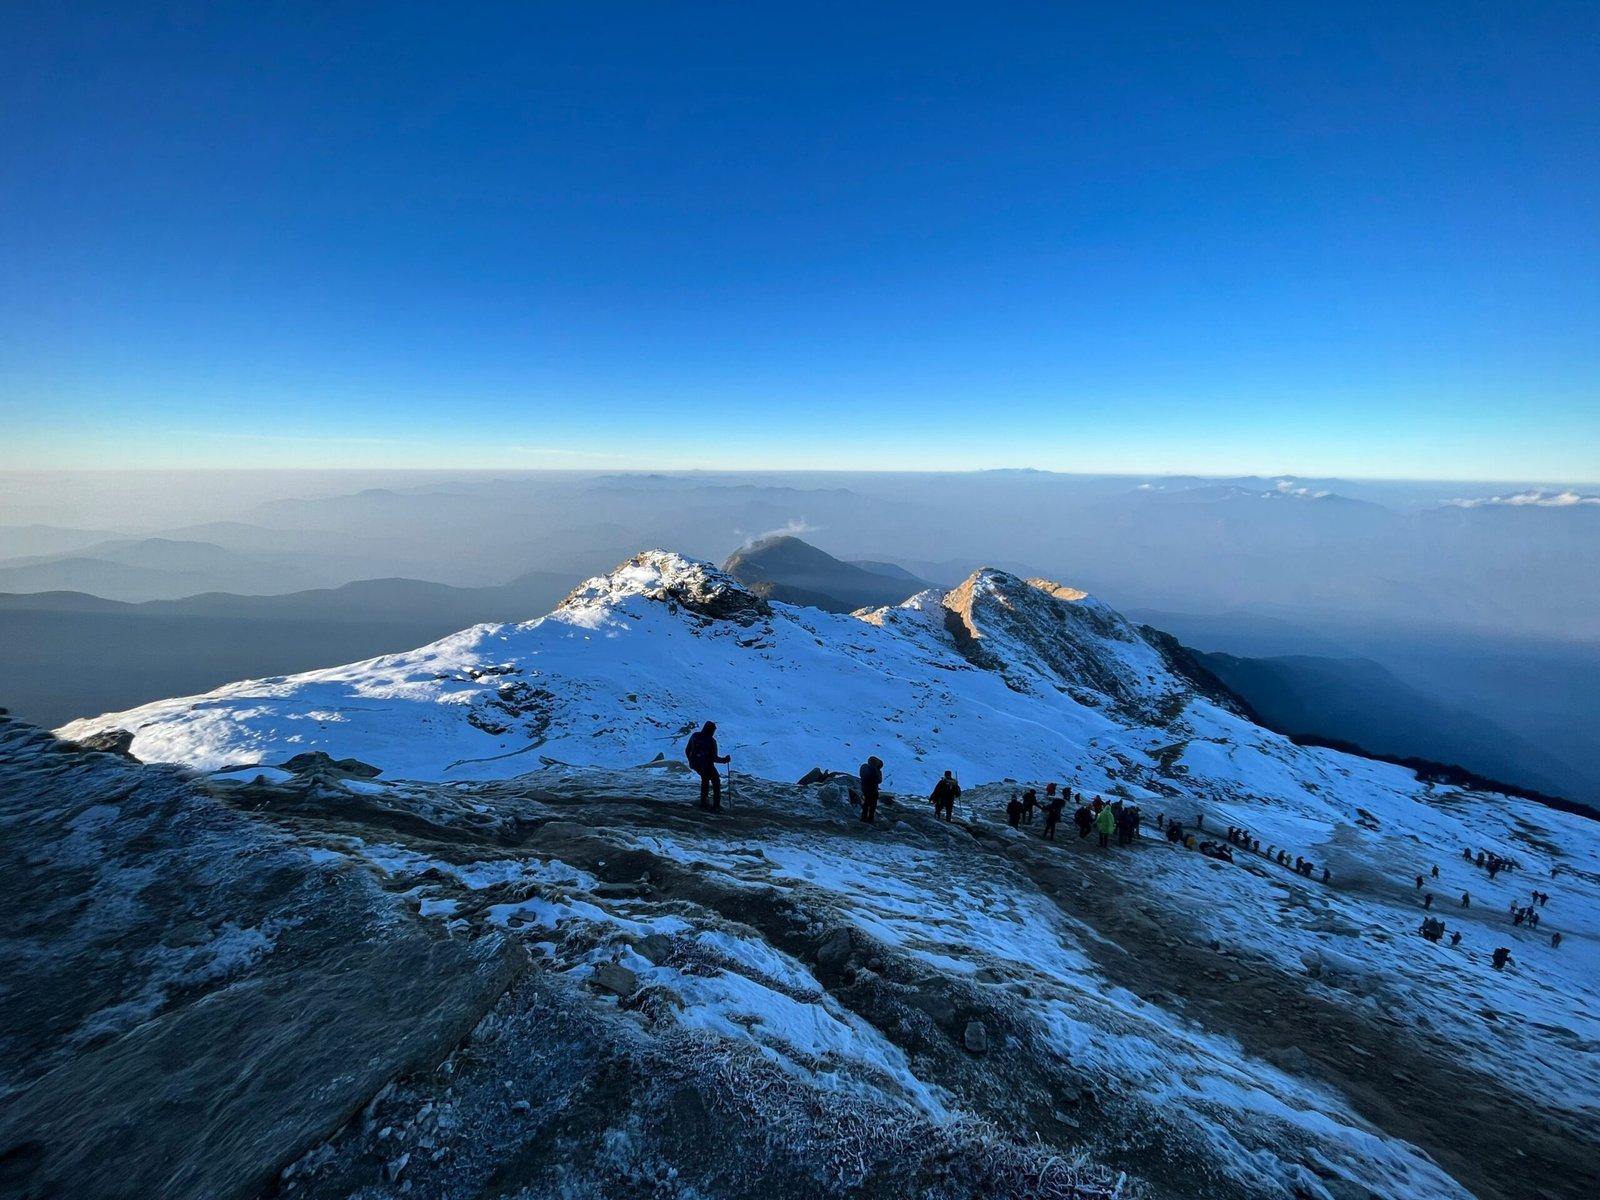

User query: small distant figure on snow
[1461,891,1471,907]
[1431,864,1439,878]
[1022,788,1038,824]
[1492,946,1512,970]
[1551,932,1562,949]
[1423,893,1434,910]
[1006,793,1024,829]
[1450,930,1462,946]
[1416,874,1425,890]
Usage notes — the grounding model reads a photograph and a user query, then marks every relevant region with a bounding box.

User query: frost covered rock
[816,927,854,971]
[591,962,639,997]
[0,717,524,1200]
[963,1020,990,1054]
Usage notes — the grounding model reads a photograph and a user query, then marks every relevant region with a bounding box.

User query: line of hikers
[1461,846,1520,879]
[692,725,1565,955]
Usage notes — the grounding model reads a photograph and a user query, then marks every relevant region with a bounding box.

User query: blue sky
[2,2,1596,478]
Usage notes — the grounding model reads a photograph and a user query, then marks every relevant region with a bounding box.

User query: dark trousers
[698,767,722,809]
[1098,832,1110,848]
[1043,817,1058,840]
[861,787,878,822]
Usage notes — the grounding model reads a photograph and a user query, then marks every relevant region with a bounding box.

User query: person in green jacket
[1095,800,1117,848]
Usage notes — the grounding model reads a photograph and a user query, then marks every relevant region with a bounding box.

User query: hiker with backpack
[1043,790,1066,840]
[685,721,731,812]
[1006,794,1024,828]
[859,755,884,824]
[929,771,960,821]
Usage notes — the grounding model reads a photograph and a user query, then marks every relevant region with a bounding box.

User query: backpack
[685,731,706,769]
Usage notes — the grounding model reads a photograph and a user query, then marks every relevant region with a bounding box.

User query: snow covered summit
[59,548,1225,786]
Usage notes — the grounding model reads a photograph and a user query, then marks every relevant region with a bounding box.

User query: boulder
[963,1020,990,1054]
[905,990,957,1029]
[635,934,673,965]
[815,928,854,971]
[74,729,138,760]
[591,963,639,997]
[281,751,383,779]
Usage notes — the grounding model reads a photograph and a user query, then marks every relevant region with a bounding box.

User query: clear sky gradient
[3,2,1597,478]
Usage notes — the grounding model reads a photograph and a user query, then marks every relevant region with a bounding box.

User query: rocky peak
[559,550,772,626]
[942,569,1181,719]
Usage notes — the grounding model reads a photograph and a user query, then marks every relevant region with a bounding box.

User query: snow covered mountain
[39,551,1600,1199]
[61,549,1244,788]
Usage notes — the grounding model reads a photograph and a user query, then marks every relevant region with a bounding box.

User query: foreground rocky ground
[2,717,1596,1200]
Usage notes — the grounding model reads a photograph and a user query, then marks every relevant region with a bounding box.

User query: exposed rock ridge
[941,569,1187,721]
[560,549,772,626]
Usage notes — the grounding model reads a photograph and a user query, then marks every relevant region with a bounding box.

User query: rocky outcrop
[562,550,772,626]
[54,727,138,760]
[0,718,525,1200]
[280,750,383,778]
[942,569,1188,722]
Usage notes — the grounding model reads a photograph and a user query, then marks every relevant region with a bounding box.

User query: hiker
[1091,796,1105,816]
[1551,932,1562,948]
[1043,791,1066,840]
[1450,930,1462,946]
[1114,801,1133,846]
[686,721,731,812]
[930,771,960,821]
[1461,892,1470,907]
[1431,864,1439,878]
[1194,812,1204,830]
[1095,802,1117,849]
[1462,847,1473,861]
[1021,788,1038,824]
[1074,803,1094,838]
[1476,850,1486,867]
[1006,794,1024,829]
[1415,874,1425,889]
[1423,893,1434,910]
[1530,910,1540,929]
[1492,947,1512,970]
[1322,867,1330,884]
[858,755,884,824]
[1513,908,1525,927]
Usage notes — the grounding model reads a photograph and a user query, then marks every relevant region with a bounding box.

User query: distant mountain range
[722,536,937,612]
[0,572,578,729]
